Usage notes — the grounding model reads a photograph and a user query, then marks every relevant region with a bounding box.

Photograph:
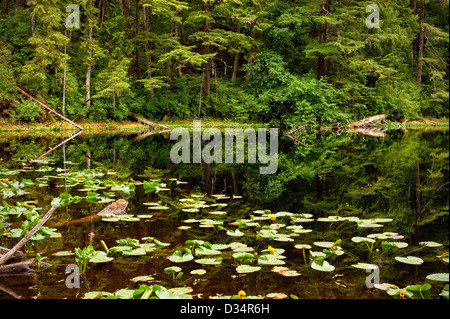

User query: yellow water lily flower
[238,290,246,299]
[268,246,276,254]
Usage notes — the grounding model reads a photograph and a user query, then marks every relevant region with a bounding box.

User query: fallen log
[0,247,25,264]
[131,113,169,130]
[18,88,84,131]
[0,260,52,276]
[348,114,389,128]
[52,199,128,228]
[0,206,56,266]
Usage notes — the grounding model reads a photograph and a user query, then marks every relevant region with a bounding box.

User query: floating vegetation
[1,145,447,301]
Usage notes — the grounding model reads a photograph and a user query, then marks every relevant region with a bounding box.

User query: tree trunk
[1,0,9,15]
[86,149,91,170]
[143,5,152,79]
[318,0,332,82]
[414,163,421,238]
[231,25,241,81]
[415,0,425,86]
[203,1,211,96]
[135,0,141,82]
[85,0,93,108]
[62,31,67,117]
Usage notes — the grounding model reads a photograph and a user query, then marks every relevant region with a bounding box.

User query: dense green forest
[0,0,448,127]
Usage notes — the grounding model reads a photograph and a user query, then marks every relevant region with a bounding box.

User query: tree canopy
[0,0,448,125]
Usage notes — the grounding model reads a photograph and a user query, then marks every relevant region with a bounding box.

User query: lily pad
[226,229,245,237]
[232,252,254,261]
[195,247,222,256]
[352,263,378,270]
[165,266,182,274]
[311,260,335,272]
[258,255,286,266]
[195,258,222,265]
[351,237,376,243]
[426,273,449,282]
[190,269,207,275]
[168,250,194,263]
[89,251,114,263]
[395,256,424,265]
[122,248,146,256]
[313,241,335,249]
[236,265,261,274]
[131,275,155,282]
[419,241,443,248]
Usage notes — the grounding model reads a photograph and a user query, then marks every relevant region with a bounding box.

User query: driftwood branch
[18,88,84,131]
[0,206,56,266]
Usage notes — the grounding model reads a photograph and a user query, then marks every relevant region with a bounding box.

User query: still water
[0,127,448,299]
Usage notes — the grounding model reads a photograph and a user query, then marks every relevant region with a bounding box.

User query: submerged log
[96,199,129,216]
[55,199,128,228]
[0,260,52,276]
[0,206,56,266]
[0,247,25,264]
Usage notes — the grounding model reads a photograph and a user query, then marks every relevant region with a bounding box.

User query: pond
[0,126,448,299]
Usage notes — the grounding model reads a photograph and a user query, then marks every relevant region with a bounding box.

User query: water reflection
[0,128,448,299]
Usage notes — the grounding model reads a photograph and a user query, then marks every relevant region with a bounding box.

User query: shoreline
[0,117,448,134]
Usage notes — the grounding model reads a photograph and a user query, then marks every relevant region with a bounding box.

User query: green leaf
[311,260,335,272]
[168,250,194,263]
[395,256,424,265]
[236,265,261,274]
[426,273,449,282]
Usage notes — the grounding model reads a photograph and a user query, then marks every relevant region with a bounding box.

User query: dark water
[0,127,448,299]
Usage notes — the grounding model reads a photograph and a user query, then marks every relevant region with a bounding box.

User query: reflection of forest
[0,129,448,245]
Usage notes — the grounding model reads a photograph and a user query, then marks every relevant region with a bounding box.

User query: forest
[0,0,448,127]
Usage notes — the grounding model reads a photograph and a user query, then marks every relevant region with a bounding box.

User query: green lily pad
[195,247,222,256]
[211,244,229,250]
[131,275,155,282]
[352,263,378,270]
[258,255,286,266]
[311,260,335,272]
[165,266,182,274]
[83,291,114,299]
[395,256,424,265]
[313,241,335,249]
[426,273,449,282]
[190,269,207,275]
[114,289,135,299]
[382,241,408,250]
[419,241,443,248]
[168,250,194,263]
[122,248,146,256]
[195,258,222,265]
[89,251,114,263]
[226,229,245,237]
[351,237,376,243]
[236,265,261,274]
[232,252,254,261]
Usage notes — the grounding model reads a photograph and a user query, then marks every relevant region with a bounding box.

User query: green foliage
[0,0,448,124]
